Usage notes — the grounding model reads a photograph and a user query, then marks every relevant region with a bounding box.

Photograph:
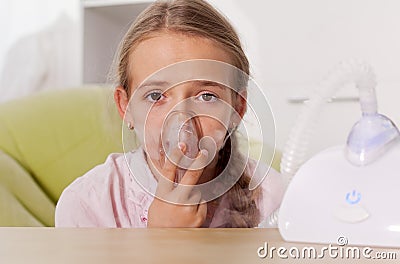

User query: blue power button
[346,190,361,205]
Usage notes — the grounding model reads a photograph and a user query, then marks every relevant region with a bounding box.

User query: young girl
[55,0,284,228]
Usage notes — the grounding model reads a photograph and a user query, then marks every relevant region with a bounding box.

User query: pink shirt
[55,147,284,227]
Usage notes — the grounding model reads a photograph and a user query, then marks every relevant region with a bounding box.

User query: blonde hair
[112,0,260,227]
[113,0,249,93]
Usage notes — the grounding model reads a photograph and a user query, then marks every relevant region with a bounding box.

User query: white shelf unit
[82,0,153,84]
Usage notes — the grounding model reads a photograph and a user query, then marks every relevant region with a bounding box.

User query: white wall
[209,0,400,156]
[0,0,81,102]
[2,0,399,157]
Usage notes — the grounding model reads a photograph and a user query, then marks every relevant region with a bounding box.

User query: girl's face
[115,31,245,168]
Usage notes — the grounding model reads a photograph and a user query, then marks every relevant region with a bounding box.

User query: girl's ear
[236,89,247,118]
[114,86,130,119]
[229,89,247,130]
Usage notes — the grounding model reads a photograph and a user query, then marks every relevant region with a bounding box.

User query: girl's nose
[172,99,192,113]
[169,84,196,112]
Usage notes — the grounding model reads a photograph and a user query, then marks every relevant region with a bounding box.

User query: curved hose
[259,60,378,228]
[280,60,377,185]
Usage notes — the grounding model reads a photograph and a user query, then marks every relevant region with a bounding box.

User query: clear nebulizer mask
[160,110,202,184]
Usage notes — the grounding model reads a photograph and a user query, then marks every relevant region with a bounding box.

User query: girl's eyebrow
[137,80,227,91]
[194,80,226,90]
[137,80,171,90]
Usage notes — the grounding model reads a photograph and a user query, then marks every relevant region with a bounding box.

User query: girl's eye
[197,93,217,102]
[145,91,164,102]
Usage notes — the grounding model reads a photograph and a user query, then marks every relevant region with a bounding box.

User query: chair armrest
[0,150,55,226]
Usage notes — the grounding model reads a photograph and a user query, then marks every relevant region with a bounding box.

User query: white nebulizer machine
[266,61,400,247]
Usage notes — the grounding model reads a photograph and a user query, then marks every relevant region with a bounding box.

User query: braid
[215,133,261,227]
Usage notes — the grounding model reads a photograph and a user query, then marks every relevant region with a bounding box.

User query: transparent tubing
[261,60,379,227]
[281,60,377,184]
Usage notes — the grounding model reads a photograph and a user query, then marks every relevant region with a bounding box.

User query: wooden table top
[0,227,398,264]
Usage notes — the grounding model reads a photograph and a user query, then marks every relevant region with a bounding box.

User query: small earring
[230,122,237,131]
[127,122,134,130]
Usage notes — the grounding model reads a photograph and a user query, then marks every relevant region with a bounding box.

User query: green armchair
[0,87,123,226]
[0,86,280,226]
